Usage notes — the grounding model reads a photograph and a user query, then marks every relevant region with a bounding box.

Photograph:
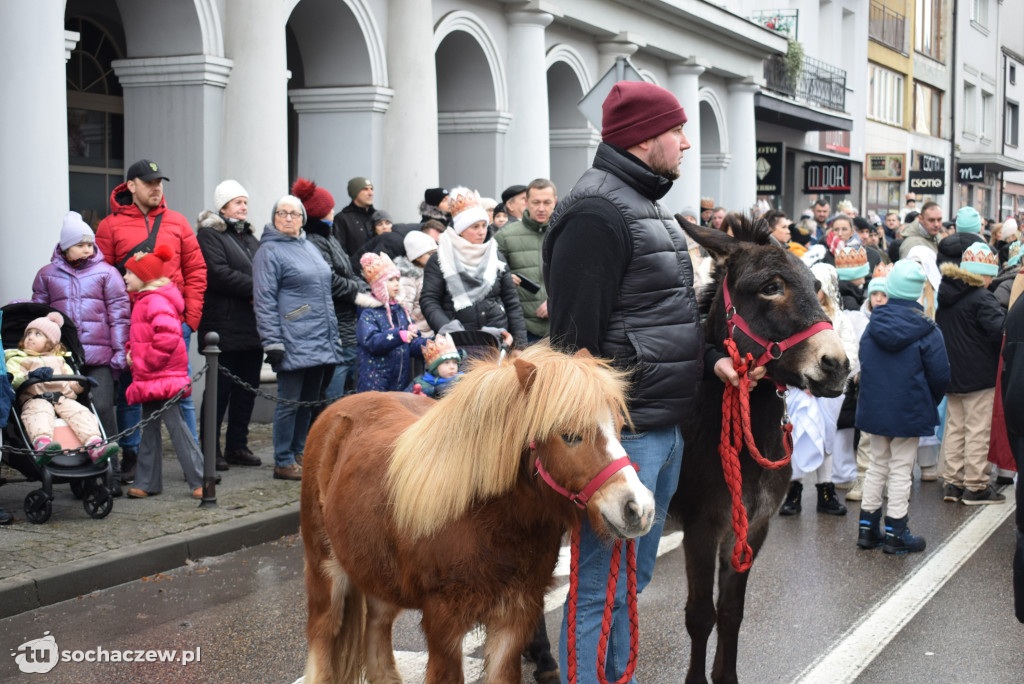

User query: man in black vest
[544,81,752,682]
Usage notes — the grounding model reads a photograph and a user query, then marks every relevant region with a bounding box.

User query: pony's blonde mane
[388,343,629,538]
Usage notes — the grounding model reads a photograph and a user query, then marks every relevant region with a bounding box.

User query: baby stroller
[1,302,116,523]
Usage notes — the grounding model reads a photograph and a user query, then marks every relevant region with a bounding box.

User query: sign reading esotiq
[908,170,946,194]
[803,160,851,193]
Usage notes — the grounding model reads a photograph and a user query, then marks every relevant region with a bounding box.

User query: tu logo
[11,632,59,674]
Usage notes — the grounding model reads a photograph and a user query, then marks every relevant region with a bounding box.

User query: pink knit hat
[27,311,64,347]
[360,252,400,304]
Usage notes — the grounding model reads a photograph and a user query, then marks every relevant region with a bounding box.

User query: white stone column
[596,33,644,76]
[289,87,394,203]
[0,0,67,304]
[505,7,555,185]
[723,80,760,215]
[663,63,706,215]
[222,0,287,227]
[382,0,438,222]
[112,56,232,227]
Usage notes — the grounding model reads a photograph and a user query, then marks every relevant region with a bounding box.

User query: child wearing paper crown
[4,311,119,466]
[30,211,130,479]
[856,260,949,553]
[357,252,428,392]
[122,245,205,499]
[405,333,465,398]
[935,242,1008,505]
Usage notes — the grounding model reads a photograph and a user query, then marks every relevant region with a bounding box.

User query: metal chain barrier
[216,364,338,408]
[0,365,208,458]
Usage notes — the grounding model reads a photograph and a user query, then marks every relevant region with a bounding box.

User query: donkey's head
[678,217,849,397]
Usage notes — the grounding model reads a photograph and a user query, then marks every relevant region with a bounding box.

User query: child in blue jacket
[356,252,427,392]
[855,259,950,554]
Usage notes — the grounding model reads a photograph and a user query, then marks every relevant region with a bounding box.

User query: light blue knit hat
[885,260,927,301]
[956,206,981,234]
[960,242,998,276]
[1008,240,1023,268]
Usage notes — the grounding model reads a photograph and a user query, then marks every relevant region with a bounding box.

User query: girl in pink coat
[122,245,204,499]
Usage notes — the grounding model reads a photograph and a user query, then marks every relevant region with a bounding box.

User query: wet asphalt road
[2,478,1023,683]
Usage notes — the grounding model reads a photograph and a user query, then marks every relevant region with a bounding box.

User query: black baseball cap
[126,159,170,182]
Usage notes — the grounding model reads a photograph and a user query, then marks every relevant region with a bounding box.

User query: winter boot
[882,515,926,555]
[108,450,124,498]
[856,508,884,549]
[779,480,802,516]
[816,482,847,516]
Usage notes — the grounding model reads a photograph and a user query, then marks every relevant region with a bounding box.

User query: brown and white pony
[300,344,655,684]
[672,218,850,684]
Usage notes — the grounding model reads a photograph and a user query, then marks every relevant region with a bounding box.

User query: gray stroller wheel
[25,489,52,524]
[82,483,113,519]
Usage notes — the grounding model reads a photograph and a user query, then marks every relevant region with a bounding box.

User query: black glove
[28,367,53,381]
[265,349,285,371]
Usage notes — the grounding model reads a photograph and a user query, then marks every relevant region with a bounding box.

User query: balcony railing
[763,53,847,112]
[869,0,906,53]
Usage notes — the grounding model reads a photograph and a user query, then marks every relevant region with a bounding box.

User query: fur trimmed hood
[198,209,253,235]
[939,262,985,287]
[419,202,449,222]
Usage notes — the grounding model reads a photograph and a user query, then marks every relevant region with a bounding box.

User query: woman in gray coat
[253,195,341,480]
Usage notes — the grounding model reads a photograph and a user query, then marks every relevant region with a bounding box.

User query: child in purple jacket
[31,211,130,485]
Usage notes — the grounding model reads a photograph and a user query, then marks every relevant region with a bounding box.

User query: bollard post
[200,332,220,507]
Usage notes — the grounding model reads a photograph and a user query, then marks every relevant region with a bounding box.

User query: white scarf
[436,229,505,311]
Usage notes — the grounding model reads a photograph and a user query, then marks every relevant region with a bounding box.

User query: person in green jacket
[493,178,556,342]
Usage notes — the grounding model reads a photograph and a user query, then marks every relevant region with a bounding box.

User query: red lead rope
[567,521,638,684]
[720,337,794,572]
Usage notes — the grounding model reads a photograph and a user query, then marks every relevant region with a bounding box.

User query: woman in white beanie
[395,228,438,336]
[195,180,264,472]
[418,187,528,349]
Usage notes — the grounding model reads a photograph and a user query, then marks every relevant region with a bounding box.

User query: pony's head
[387,344,655,540]
[678,216,849,397]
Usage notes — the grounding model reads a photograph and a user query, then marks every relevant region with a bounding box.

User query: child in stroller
[4,311,120,466]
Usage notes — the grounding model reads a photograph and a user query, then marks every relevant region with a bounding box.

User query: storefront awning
[957,153,1024,174]
[754,91,853,132]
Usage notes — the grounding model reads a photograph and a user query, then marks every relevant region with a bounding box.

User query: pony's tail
[302,408,366,684]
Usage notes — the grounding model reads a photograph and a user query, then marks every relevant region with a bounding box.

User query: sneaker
[87,440,119,466]
[273,463,302,480]
[942,484,964,502]
[845,476,864,502]
[33,438,62,466]
[833,479,857,490]
[919,465,938,482]
[224,448,262,467]
[961,484,1006,506]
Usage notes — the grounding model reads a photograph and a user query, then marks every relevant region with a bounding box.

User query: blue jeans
[273,365,328,467]
[180,323,198,441]
[559,425,683,684]
[324,345,358,401]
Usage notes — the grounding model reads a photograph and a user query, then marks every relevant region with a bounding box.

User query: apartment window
[1012,64,1018,86]
[964,82,977,134]
[972,0,989,28]
[869,64,905,126]
[1006,101,1019,147]
[914,82,942,137]
[915,0,942,60]
[981,91,993,139]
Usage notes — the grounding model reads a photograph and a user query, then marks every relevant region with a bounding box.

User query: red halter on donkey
[671,217,850,684]
[300,344,655,684]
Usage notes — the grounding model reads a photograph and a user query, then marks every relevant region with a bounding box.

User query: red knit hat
[126,244,173,283]
[290,178,335,221]
[602,81,687,150]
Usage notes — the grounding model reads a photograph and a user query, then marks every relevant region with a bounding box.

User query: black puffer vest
[547,143,703,427]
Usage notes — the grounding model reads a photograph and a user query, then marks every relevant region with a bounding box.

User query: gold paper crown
[447,186,481,219]
[700,197,714,209]
[360,251,399,285]
[871,262,893,279]
[834,244,868,269]
[423,333,461,370]
[962,244,998,267]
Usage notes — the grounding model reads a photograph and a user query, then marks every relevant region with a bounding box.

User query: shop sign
[819,131,850,154]
[908,170,946,194]
[755,141,783,194]
[864,153,905,181]
[803,161,851,193]
[957,164,985,182]
[919,153,945,172]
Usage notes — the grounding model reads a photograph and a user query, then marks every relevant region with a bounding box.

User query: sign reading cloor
[803,161,851,193]
[908,170,945,194]
[756,142,783,194]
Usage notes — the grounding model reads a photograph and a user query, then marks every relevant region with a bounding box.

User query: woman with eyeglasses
[252,194,341,481]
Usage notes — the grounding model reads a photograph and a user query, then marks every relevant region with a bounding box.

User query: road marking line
[794,500,1016,684]
[293,530,685,684]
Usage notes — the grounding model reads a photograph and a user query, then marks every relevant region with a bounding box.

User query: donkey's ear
[676,215,739,263]
[514,358,538,394]
[573,347,594,360]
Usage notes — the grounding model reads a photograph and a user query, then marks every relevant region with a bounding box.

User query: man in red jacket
[95,159,207,480]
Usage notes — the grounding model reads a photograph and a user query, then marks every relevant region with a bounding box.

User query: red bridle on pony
[533,443,640,684]
[719,275,833,572]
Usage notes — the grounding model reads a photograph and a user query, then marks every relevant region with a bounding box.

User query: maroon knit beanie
[290,178,336,221]
[601,81,688,150]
